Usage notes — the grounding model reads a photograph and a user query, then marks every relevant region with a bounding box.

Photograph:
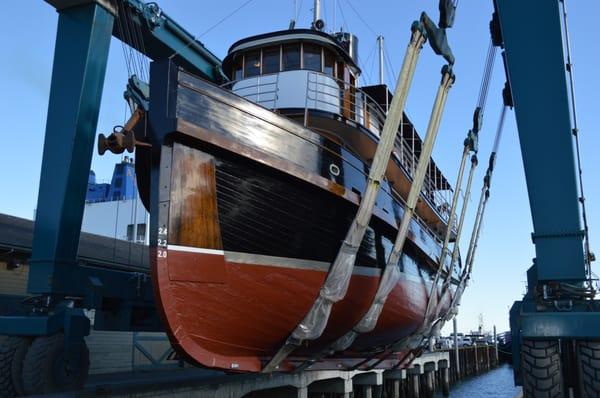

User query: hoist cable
[129,5,149,81]
[119,1,141,77]
[463,104,507,280]
[429,38,497,318]
[477,41,497,111]
[127,3,149,81]
[116,3,133,77]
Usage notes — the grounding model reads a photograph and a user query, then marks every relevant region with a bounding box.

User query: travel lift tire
[521,339,563,398]
[578,340,600,398]
[21,332,90,395]
[0,337,31,398]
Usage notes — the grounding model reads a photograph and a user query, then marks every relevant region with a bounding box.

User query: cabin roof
[222,29,360,76]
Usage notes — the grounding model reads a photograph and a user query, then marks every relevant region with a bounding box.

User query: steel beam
[495,0,585,281]
[29,2,114,295]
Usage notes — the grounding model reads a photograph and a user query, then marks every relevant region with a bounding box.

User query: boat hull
[145,62,459,372]
[154,247,442,371]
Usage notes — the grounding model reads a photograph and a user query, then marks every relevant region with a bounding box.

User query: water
[437,364,522,397]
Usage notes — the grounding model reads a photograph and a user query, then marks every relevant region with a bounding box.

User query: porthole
[329,163,340,176]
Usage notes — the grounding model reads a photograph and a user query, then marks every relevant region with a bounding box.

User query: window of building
[324,49,335,76]
[244,50,261,77]
[262,46,280,74]
[282,43,301,71]
[303,43,322,72]
[137,223,146,242]
[127,223,147,242]
[232,55,243,80]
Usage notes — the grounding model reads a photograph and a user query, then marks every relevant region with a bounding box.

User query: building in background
[83,156,149,244]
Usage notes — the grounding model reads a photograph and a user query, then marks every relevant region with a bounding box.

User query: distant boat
[497,331,513,363]
[135,24,461,372]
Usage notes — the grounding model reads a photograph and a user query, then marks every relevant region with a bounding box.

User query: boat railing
[304,71,387,135]
[221,74,280,109]
[221,71,453,228]
[304,72,453,221]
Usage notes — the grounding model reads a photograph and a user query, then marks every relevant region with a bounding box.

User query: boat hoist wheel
[0,336,31,398]
[21,332,89,395]
[521,339,563,398]
[577,340,600,398]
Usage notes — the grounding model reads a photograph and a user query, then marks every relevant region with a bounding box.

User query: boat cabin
[222,28,454,238]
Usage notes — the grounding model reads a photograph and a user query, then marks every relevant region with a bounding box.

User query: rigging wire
[368,42,378,85]
[384,48,397,82]
[295,0,305,24]
[336,0,349,32]
[197,0,256,39]
[333,0,336,31]
[359,40,377,85]
[167,0,256,63]
[383,48,397,89]
[344,0,377,37]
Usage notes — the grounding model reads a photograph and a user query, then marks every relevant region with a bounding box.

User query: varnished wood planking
[169,143,223,250]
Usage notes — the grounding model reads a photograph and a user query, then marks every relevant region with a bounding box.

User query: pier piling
[408,365,421,398]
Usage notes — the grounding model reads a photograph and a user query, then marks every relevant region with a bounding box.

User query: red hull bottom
[153,246,452,372]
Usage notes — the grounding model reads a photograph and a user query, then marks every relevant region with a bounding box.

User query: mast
[312,0,323,30]
[378,35,385,85]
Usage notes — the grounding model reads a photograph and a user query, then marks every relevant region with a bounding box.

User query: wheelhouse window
[324,49,335,76]
[244,50,261,77]
[228,42,350,79]
[262,46,280,74]
[303,43,322,72]
[282,43,301,71]
[232,55,243,80]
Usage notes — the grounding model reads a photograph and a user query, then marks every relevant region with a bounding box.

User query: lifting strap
[261,21,428,373]
[293,66,455,372]
[368,41,499,361]
[331,66,455,352]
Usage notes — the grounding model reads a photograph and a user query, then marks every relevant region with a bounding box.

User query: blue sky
[0,1,598,334]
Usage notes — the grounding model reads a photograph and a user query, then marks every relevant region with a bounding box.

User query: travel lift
[0,0,226,395]
[495,0,600,396]
[0,0,597,396]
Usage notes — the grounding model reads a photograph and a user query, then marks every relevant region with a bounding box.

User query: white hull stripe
[163,246,456,290]
[167,245,225,256]
[165,244,381,277]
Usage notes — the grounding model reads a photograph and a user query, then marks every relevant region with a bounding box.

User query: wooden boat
[136,27,460,372]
